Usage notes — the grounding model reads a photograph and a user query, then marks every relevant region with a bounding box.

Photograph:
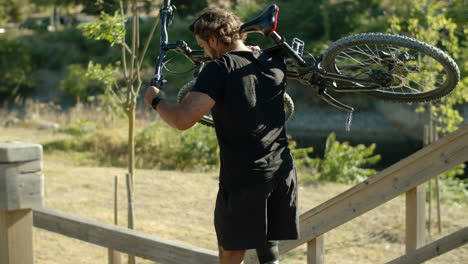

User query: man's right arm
[144,86,215,130]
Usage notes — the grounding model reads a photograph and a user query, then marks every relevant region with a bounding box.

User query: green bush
[43,137,90,152]
[62,120,99,136]
[0,39,35,105]
[289,138,320,183]
[60,64,105,104]
[318,132,381,183]
[19,28,118,71]
[436,165,468,207]
[290,132,381,184]
[45,121,219,170]
[135,122,218,171]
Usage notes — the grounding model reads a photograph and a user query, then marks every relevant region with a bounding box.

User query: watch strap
[151,96,164,110]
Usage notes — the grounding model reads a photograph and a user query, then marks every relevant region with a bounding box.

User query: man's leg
[218,246,246,264]
[256,240,280,264]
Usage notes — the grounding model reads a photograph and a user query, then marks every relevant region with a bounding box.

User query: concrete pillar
[0,142,43,264]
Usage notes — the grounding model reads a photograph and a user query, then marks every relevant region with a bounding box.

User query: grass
[0,111,467,264]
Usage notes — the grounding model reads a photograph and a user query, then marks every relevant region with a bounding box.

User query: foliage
[30,0,121,16]
[44,121,219,170]
[0,39,35,106]
[324,0,385,40]
[62,120,98,136]
[79,0,120,16]
[79,0,161,183]
[289,139,317,171]
[318,132,381,183]
[43,137,89,152]
[0,0,27,24]
[85,61,126,117]
[19,28,118,71]
[388,1,466,201]
[289,138,320,183]
[290,133,381,184]
[173,0,208,17]
[78,11,127,46]
[44,128,127,166]
[135,122,219,171]
[437,164,468,207]
[85,61,119,89]
[388,0,467,134]
[60,64,101,104]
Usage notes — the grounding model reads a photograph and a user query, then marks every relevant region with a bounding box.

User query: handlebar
[150,0,174,87]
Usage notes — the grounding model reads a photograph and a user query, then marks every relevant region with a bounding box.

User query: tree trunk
[127,97,136,187]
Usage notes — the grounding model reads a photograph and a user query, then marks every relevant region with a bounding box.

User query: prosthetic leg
[256,241,280,264]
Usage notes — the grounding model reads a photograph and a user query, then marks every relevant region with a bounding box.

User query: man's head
[189,7,246,58]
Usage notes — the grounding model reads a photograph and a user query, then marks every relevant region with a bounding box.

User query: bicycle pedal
[291,37,305,56]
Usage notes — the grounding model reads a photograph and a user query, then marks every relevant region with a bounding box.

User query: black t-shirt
[192,50,293,189]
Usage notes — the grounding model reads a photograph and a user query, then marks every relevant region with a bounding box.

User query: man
[144,7,299,264]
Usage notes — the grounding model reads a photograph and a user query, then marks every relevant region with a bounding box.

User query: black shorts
[214,168,299,250]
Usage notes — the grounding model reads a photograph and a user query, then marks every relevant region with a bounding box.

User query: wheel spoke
[333,42,448,95]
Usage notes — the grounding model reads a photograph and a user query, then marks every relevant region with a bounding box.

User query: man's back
[193,50,293,188]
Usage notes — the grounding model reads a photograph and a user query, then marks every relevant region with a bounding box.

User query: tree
[0,39,35,106]
[0,0,28,25]
[79,3,159,262]
[388,0,467,134]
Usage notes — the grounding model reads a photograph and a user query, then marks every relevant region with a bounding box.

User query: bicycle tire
[321,33,460,102]
[177,79,295,127]
[177,79,214,127]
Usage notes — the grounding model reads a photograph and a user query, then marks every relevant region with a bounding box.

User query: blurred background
[0,0,466,169]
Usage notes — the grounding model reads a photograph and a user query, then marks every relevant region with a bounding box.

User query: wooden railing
[243,125,468,263]
[33,207,218,264]
[1,125,467,264]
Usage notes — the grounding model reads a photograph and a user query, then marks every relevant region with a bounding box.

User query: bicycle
[150,2,460,130]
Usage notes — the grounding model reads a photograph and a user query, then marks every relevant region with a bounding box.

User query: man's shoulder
[203,59,227,73]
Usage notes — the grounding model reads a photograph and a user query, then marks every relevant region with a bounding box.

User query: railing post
[307,235,324,264]
[0,142,43,264]
[406,184,426,253]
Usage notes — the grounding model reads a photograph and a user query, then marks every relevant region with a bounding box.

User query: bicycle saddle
[240,4,279,36]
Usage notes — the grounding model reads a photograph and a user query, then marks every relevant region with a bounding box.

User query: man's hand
[246,45,261,51]
[144,86,161,108]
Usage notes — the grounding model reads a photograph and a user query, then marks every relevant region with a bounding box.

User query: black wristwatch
[151,96,164,110]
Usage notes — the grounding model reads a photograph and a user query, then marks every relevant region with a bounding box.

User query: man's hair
[189,7,246,45]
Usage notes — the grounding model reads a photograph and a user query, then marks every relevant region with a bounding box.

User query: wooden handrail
[245,125,468,262]
[385,227,468,264]
[33,207,218,264]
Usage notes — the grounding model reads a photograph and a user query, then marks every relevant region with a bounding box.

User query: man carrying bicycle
[144,7,299,264]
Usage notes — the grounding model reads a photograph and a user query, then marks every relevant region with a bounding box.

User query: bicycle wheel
[321,33,460,102]
[177,79,295,127]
